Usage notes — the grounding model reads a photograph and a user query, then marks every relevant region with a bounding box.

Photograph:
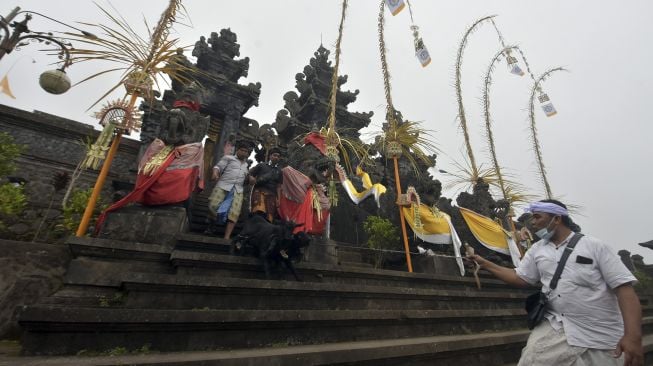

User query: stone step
[8,331,653,366]
[45,272,528,311]
[170,249,531,293]
[41,278,653,320]
[1,330,532,366]
[18,306,529,356]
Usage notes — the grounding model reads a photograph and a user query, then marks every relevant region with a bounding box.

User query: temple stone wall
[0,239,70,339]
[0,104,140,240]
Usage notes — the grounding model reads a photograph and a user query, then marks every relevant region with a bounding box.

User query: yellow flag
[0,75,16,99]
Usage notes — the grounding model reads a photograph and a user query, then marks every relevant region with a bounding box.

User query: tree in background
[0,132,26,232]
[363,215,400,268]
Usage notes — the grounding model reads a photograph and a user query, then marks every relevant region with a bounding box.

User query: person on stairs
[205,140,253,239]
[467,199,643,366]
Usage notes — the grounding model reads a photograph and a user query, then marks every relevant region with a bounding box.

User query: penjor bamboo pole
[393,156,413,272]
[75,92,138,236]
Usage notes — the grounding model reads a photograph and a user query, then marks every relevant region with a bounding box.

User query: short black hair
[235,140,254,151]
[539,199,567,209]
[268,147,282,155]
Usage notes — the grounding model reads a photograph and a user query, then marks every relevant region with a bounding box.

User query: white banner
[416,47,432,67]
[385,0,405,16]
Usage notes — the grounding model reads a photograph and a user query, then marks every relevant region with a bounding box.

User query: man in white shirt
[206,140,252,239]
[467,199,643,366]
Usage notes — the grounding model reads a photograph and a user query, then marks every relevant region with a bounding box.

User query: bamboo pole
[75,92,138,236]
[393,156,413,272]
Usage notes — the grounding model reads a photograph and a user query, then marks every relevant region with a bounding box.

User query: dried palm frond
[375,120,438,176]
[62,1,207,108]
[503,180,536,206]
[442,154,498,193]
[528,67,568,199]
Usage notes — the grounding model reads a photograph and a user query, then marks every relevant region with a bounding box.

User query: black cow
[231,215,311,281]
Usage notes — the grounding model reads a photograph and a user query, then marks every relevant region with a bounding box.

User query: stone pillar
[618,250,635,272]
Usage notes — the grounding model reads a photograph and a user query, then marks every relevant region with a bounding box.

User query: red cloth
[138,167,200,205]
[94,151,176,234]
[94,140,204,235]
[172,100,200,111]
[279,186,329,235]
[304,132,327,155]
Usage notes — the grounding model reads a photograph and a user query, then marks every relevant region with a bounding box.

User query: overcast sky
[1,1,652,262]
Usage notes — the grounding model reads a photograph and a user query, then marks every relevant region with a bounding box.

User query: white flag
[510,64,525,76]
[541,103,557,117]
[416,47,431,67]
[385,0,405,16]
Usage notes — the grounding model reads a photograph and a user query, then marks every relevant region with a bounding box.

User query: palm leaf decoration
[375,120,437,175]
[63,0,204,108]
[442,155,498,193]
[528,67,568,199]
[453,15,497,182]
[501,174,536,205]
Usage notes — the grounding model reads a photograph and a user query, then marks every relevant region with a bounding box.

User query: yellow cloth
[402,204,450,240]
[339,166,387,208]
[403,204,465,276]
[459,207,510,255]
[458,207,522,267]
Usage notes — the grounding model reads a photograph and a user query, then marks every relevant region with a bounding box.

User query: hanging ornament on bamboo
[82,122,116,170]
[538,92,557,117]
[411,26,431,67]
[505,51,524,76]
[385,0,405,16]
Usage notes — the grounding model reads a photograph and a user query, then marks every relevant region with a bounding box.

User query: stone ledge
[0,330,532,366]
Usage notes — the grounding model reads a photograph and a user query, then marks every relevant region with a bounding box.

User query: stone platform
[9,234,653,365]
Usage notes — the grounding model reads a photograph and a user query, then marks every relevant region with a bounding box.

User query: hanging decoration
[505,50,524,76]
[459,207,522,267]
[82,121,116,170]
[528,67,567,199]
[0,74,16,99]
[385,0,405,16]
[489,18,526,78]
[538,90,557,117]
[94,99,141,135]
[402,203,465,276]
[335,164,387,208]
[406,1,430,67]
[82,99,141,170]
[413,28,431,68]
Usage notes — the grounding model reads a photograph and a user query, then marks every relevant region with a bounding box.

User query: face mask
[535,217,557,242]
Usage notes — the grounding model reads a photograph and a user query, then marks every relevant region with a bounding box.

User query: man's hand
[614,334,643,366]
[211,168,219,181]
[464,254,487,268]
[615,284,643,366]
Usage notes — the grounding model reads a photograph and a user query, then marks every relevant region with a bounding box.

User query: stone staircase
[9,234,653,365]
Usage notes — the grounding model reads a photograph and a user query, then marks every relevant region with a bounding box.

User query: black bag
[525,291,548,330]
[524,233,584,330]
